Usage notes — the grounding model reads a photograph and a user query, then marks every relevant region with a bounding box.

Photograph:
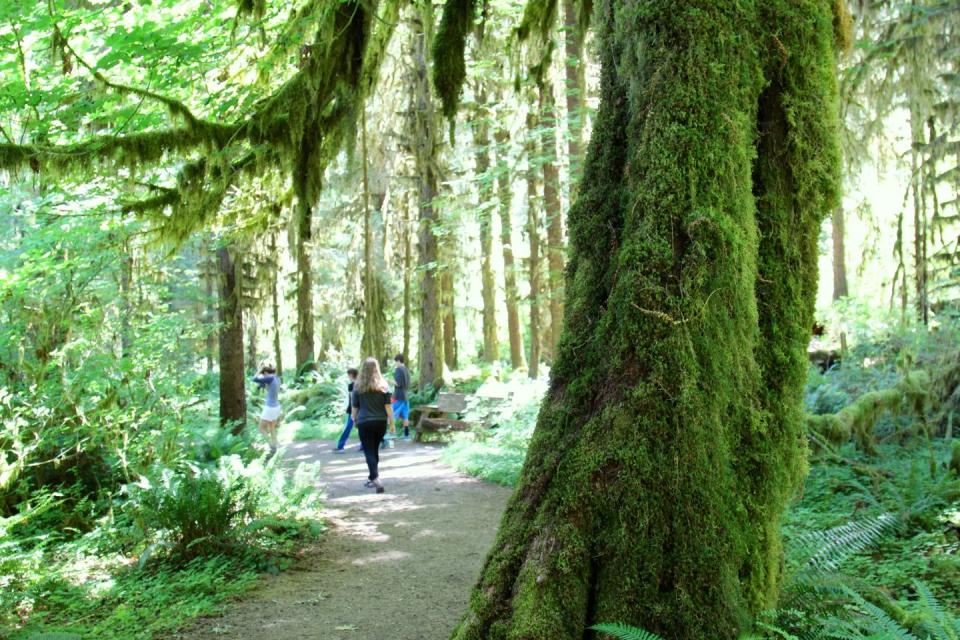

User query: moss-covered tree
[435,0,845,637]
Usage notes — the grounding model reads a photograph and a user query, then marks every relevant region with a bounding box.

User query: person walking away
[334,367,359,453]
[352,357,395,493]
[253,364,281,455]
[392,354,412,440]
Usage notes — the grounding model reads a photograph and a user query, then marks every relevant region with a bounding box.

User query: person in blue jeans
[391,354,412,439]
[333,367,359,453]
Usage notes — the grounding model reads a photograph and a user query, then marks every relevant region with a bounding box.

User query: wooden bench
[414,392,470,441]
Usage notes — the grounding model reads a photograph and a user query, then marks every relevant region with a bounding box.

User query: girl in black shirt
[351,357,396,492]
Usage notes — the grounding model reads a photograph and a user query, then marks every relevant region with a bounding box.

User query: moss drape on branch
[808,371,930,454]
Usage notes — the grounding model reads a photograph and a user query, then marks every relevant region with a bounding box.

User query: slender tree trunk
[832,205,848,300]
[526,111,542,379]
[541,81,565,357]
[911,119,928,325]
[119,245,133,358]
[495,126,526,370]
[403,194,413,364]
[563,0,585,187]
[216,245,246,433]
[475,85,499,363]
[360,109,389,361]
[442,267,458,369]
[204,259,216,374]
[247,312,258,372]
[270,234,283,376]
[452,2,842,638]
[294,196,315,375]
[412,0,444,389]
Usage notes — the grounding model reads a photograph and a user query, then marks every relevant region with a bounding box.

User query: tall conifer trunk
[475,85,499,363]
[412,0,444,389]
[452,2,843,638]
[540,81,565,357]
[563,0,585,186]
[216,245,246,434]
[526,111,542,380]
[293,197,315,375]
[360,110,389,361]
[495,125,526,371]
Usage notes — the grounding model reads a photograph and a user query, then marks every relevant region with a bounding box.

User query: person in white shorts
[253,364,282,454]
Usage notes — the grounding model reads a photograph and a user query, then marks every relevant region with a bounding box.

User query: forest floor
[172,439,511,640]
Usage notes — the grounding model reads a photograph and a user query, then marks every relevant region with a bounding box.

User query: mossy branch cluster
[808,371,931,455]
[446,1,844,638]
[1,0,403,240]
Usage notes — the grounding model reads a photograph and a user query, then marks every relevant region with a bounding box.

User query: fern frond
[913,580,958,640]
[590,623,664,640]
[28,633,83,640]
[842,587,920,640]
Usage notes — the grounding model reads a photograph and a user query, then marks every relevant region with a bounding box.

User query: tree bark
[452,2,842,638]
[270,234,283,376]
[412,0,444,390]
[293,196,315,376]
[442,267,458,369]
[495,126,526,371]
[563,0,586,187]
[403,193,413,364]
[246,311,258,372]
[541,80,565,358]
[360,109,389,361]
[475,85,499,363]
[526,111,542,380]
[216,244,246,434]
[832,205,848,300]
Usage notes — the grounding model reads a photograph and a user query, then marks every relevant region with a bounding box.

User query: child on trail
[252,364,281,454]
[392,354,412,440]
[352,357,396,493]
[334,367,359,454]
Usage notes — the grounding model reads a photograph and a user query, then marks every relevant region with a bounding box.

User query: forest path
[174,440,511,640]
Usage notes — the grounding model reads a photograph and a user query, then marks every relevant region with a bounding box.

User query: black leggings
[358,420,387,480]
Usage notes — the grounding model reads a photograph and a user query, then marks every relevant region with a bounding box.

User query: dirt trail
[175,440,511,640]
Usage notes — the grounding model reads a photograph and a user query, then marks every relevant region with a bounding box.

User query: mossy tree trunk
[540,80,564,359]
[526,111,542,380]
[403,193,413,364]
[412,0,444,389]
[475,85,499,364]
[216,244,246,434]
[452,2,842,638]
[495,124,526,371]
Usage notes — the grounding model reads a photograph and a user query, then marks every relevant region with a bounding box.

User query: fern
[912,581,959,640]
[590,623,664,640]
[28,634,82,640]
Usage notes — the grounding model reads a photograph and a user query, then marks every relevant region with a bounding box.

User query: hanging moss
[433,0,477,120]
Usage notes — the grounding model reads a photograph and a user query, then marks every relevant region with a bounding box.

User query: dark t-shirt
[393,365,410,401]
[345,380,355,415]
[352,388,392,424]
